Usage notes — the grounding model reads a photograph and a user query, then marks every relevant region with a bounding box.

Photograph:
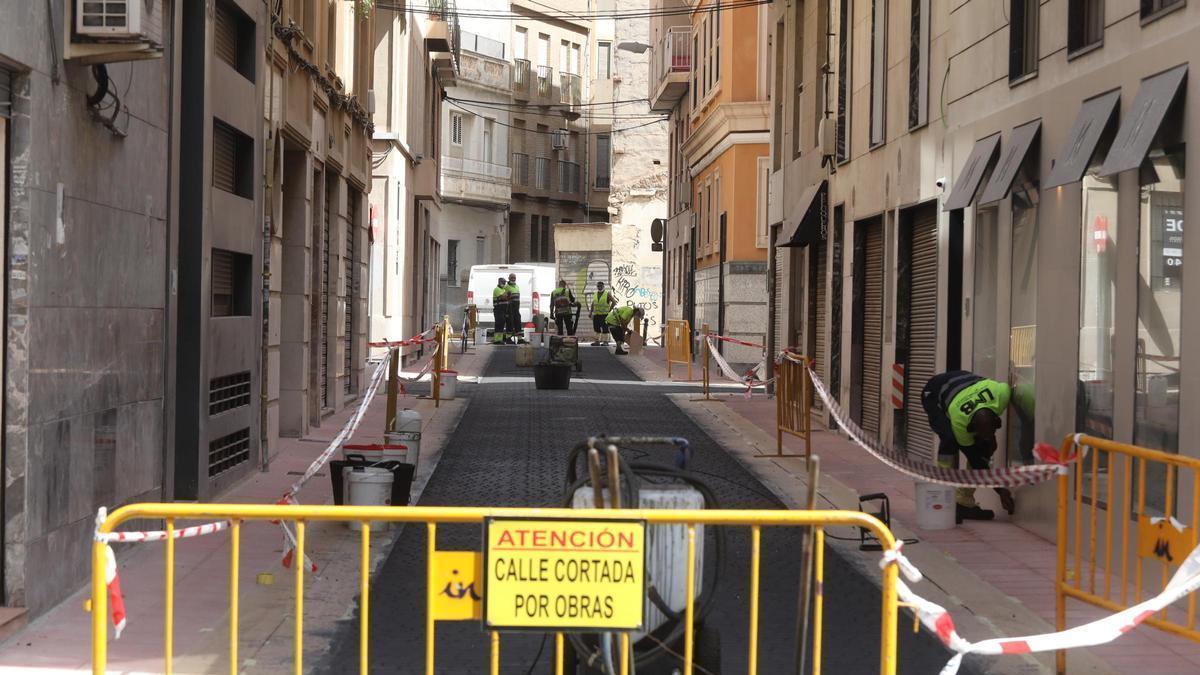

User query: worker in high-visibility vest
[505,273,522,343]
[605,305,644,356]
[491,277,509,344]
[921,371,1017,523]
[588,281,614,346]
[549,279,578,336]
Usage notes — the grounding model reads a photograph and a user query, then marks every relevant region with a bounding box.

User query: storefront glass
[1007,177,1038,465]
[1134,146,1185,456]
[1078,174,1119,440]
[972,207,999,378]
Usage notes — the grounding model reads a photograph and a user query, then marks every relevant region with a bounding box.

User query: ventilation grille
[208,428,250,477]
[209,371,251,416]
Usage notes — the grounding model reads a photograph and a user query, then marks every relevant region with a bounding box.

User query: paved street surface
[320,345,965,674]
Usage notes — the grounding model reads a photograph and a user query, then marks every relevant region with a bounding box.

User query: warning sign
[483,518,646,631]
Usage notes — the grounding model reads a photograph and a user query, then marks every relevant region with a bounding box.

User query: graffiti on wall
[612,262,662,325]
[558,250,612,302]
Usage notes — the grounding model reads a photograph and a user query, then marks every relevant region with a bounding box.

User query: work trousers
[492,306,507,340]
[554,313,575,336]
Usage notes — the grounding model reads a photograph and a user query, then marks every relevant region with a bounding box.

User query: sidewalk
[630,346,1200,674]
[0,345,488,674]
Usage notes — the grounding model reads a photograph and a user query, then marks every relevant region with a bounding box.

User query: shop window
[972,207,1000,378]
[1007,174,1038,466]
[1077,173,1119,442]
[1134,146,1185,462]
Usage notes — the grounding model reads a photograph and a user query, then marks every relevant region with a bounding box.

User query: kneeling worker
[921,370,1017,523]
[605,305,645,355]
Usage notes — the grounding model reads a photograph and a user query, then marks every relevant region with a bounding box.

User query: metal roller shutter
[321,182,331,409]
[344,198,356,395]
[773,249,785,355]
[905,213,939,461]
[810,239,827,411]
[862,223,884,437]
[212,123,238,193]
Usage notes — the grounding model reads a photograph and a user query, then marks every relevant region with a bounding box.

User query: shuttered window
[0,67,11,119]
[211,249,251,316]
[215,0,256,81]
[212,120,252,198]
[861,222,885,436]
[810,238,828,411]
[321,180,332,409]
[904,212,938,461]
[344,194,357,395]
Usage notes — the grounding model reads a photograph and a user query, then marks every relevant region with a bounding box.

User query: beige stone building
[768,0,1200,535]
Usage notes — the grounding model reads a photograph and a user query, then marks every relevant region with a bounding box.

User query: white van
[466,264,556,328]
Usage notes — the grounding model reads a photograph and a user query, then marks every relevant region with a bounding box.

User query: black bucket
[533,362,572,390]
[331,453,416,506]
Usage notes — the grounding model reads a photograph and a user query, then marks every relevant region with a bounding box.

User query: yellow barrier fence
[1056,434,1200,673]
[772,352,812,458]
[665,319,693,380]
[91,504,900,675]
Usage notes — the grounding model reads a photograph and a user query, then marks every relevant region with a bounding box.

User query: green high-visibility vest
[948,379,1011,447]
[493,286,508,304]
[606,305,636,327]
[592,290,613,314]
[551,287,573,314]
[505,283,520,303]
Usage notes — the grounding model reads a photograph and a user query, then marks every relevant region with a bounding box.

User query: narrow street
[320,346,962,674]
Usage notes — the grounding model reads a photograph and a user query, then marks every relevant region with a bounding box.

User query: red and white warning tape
[881,540,1200,674]
[93,507,229,639]
[276,344,396,570]
[804,362,1076,488]
[367,325,439,349]
[705,335,772,396]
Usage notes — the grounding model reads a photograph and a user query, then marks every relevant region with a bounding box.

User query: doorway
[852,216,884,435]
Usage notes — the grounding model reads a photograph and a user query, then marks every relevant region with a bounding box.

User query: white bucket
[523,327,534,343]
[344,466,394,531]
[343,443,409,464]
[386,409,422,473]
[475,327,487,345]
[915,481,956,530]
[531,332,545,348]
[439,370,458,399]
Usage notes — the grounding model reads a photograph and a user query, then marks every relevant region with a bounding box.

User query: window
[1007,173,1038,466]
[560,40,570,74]
[908,0,929,129]
[1077,173,1118,440]
[705,179,714,245]
[1068,0,1103,53]
[714,1,721,82]
[757,158,770,246]
[450,111,464,146]
[212,119,253,198]
[1009,0,1038,82]
[475,236,486,266]
[512,152,529,185]
[596,134,611,189]
[211,249,252,316]
[515,26,527,60]
[1141,0,1185,20]
[598,41,612,79]
[483,119,494,163]
[972,207,999,377]
[772,20,786,171]
[1134,146,1185,458]
[695,189,703,245]
[215,0,255,82]
[691,32,699,106]
[571,43,581,77]
[537,33,550,69]
[535,157,551,189]
[791,2,803,158]
[542,217,552,261]
[447,239,459,287]
[836,0,850,162]
[869,0,886,147]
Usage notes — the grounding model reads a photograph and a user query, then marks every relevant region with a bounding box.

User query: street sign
[483,518,646,631]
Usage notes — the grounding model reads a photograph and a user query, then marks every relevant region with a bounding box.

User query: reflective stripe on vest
[593,290,612,314]
[493,287,508,304]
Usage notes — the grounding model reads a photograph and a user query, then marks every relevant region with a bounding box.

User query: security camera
[935,176,948,191]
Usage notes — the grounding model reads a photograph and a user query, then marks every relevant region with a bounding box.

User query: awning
[1099,64,1187,177]
[777,180,827,247]
[1044,90,1120,188]
[979,120,1041,204]
[944,134,1001,211]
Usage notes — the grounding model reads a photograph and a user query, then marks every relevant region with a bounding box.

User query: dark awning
[944,134,1001,211]
[1099,64,1187,177]
[979,120,1041,204]
[777,180,827,247]
[1044,90,1119,188]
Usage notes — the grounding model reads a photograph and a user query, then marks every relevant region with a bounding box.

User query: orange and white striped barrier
[891,363,905,409]
[881,540,1200,674]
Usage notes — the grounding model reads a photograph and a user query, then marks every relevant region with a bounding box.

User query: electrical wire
[375,0,771,21]
[446,99,665,135]
[447,95,653,109]
[449,98,666,121]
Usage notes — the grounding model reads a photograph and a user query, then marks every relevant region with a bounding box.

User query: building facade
[768,0,1200,535]
[656,0,771,363]
[369,2,458,359]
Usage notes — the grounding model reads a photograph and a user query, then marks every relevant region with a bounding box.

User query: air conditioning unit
[552,129,568,150]
[75,0,163,44]
[818,117,836,159]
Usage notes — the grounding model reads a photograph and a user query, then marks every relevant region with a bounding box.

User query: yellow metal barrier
[91,503,900,675]
[665,319,693,380]
[771,352,812,458]
[1055,434,1200,673]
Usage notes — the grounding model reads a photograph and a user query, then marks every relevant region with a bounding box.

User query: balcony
[534,156,551,190]
[512,59,532,100]
[511,152,530,194]
[536,65,553,101]
[649,25,692,113]
[424,0,456,53]
[557,160,582,195]
[559,73,582,106]
[440,156,512,206]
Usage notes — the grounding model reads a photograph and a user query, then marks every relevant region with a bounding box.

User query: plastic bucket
[343,443,409,464]
[475,327,487,345]
[515,344,535,367]
[915,481,956,530]
[344,466,394,531]
[439,369,458,399]
[523,327,534,343]
[385,431,420,474]
[533,363,572,390]
[531,332,545,348]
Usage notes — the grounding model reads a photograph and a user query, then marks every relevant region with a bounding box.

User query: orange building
[652,0,771,359]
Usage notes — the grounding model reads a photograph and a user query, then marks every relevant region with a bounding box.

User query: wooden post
[385,346,400,432]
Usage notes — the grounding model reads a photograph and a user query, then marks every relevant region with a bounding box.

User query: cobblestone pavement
[321,346,968,674]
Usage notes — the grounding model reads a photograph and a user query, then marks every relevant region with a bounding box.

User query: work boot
[955,504,995,524]
[614,347,628,355]
[996,488,1016,515]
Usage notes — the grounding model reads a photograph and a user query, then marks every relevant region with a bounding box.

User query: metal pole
[795,456,821,675]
